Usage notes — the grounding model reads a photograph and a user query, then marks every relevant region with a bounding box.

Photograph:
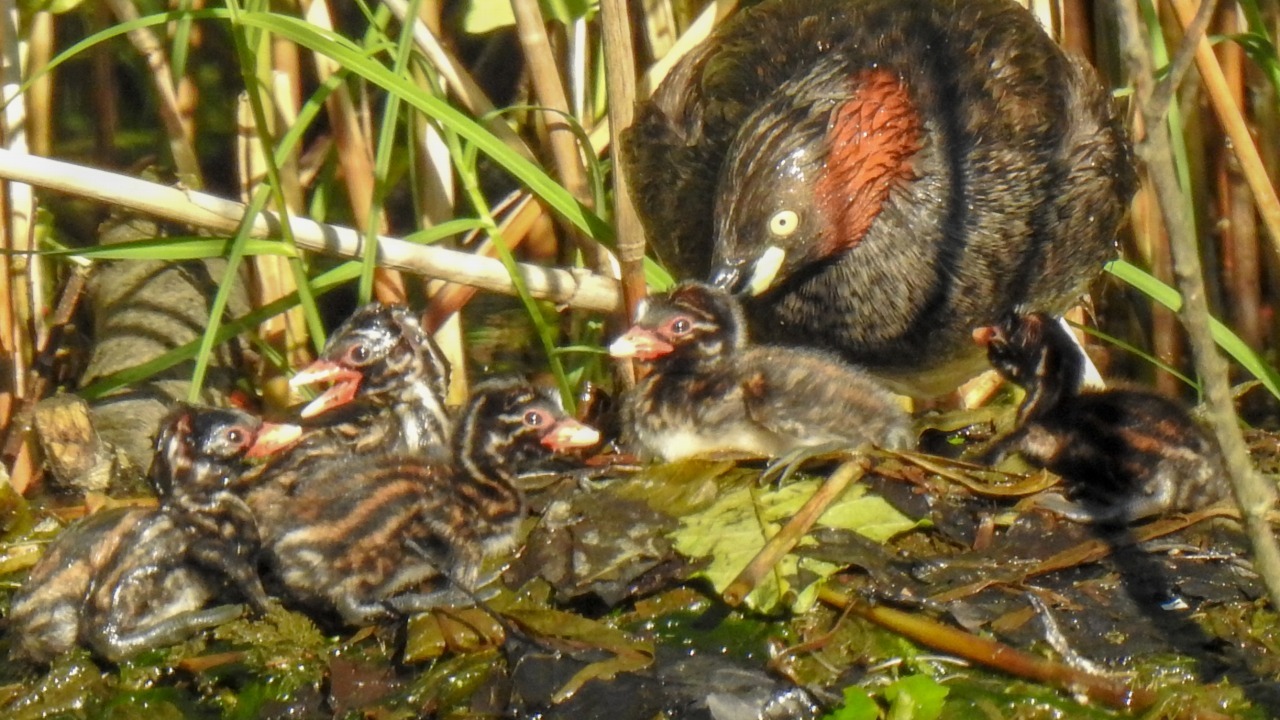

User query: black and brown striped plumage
[976,312,1229,523]
[611,282,912,462]
[9,405,270,664]
[287,302,452,459]
[257,378,599,625]
[244,303,454,513]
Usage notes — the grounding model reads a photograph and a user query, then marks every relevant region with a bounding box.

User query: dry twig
[723,459,867,606]
[509,0,603,272]
[818,586,1229,719]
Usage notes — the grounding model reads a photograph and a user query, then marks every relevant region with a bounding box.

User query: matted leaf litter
[2,419,1279,719]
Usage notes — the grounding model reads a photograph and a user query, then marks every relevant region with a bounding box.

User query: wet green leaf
[821,686,880,720]
[671,479,916,612]
[611,459,749,517]
[884,674,948,720]
[501,604,654,700]
[0,482,35,544]
[404,648,504,715]
[404,608,506,664]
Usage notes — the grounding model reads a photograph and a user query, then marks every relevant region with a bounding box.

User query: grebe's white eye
[768,210,799,237]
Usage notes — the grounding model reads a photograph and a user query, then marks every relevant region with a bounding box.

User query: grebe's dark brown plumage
[976,313,1229,524]
[624,0,1135,397]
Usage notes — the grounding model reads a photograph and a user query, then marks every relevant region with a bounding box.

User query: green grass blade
[359,0,421,303]
[401,218,488,244]
[1105,259,1280,399]
[1073,323,1198,390]
[231,11,611,242]
[1231,0,1280,98]
[35,237,295,261]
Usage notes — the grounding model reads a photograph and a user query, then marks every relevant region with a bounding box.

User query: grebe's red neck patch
[815,68,922,256]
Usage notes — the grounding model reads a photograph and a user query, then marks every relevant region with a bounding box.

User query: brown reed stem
[1112,0,1280,611]
[510,0,602,271]
[103,0,204,188]
[600,0,647,321]
[1168,0,1280,261]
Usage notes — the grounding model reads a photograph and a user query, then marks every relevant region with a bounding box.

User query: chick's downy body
[624,0,1135,396]
[245,303,454,538]
[9,406,271,664]
[612,283,911,462]
[258,379,599,625]
[978,313,1229,524]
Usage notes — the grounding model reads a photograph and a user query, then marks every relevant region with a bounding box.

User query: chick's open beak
[609,328,674,361]
[291,360,364,418]
[541,419,601,451]
[971,326,1000,346]
[245,422,304,459]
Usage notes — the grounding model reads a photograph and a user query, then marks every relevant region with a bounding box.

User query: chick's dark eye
[224,427,247,447]
[669,317,692,335]
[523,410,545,427]
[348,344,371,364]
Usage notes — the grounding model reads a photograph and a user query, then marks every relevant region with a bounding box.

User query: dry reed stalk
[1060,0,1094,58]
[103,0,204,188]
[174,6,203,152]
[385,0,538,162]
[1,1,39,493]
[304,0,406,304]
[1122,33,1186,394]
[0,149,624,313]
[1113,0,1280,612]
[26,11,51,158]
[407,47,469,403]
[1168,0,1280,262]
[637,0,677,62]
[90,3,120,165]
[817,586,1231,719]
[587,0,736,155]
[723,460,867,607]
[236,92,309,390]
[1216,7,1263,351]
[509,0,589,207]
[510,0,604,273]
[599,0,646,324]
[267,68,311,370]
[1139,160,1184,396]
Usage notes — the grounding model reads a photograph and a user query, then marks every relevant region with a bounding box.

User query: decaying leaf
[404,607,507,663]
[501,604,655,702]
